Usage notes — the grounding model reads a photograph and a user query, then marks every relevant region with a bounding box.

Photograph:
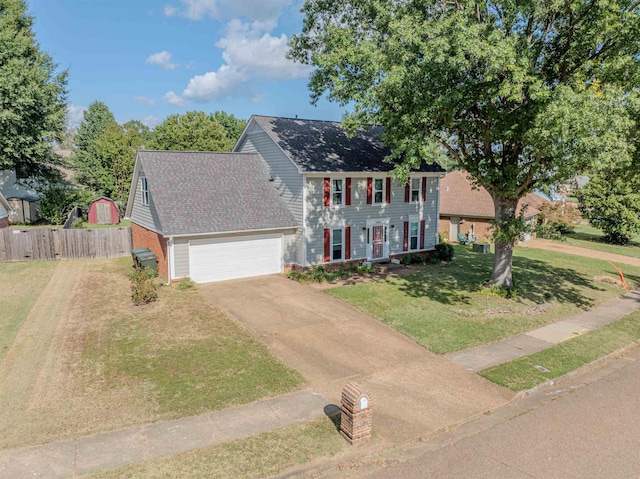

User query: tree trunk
[489,195,520,289]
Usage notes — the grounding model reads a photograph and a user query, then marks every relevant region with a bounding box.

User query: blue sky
[27,0,346,129]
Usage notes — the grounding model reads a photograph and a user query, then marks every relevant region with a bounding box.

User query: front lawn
[562,224,640,259]
[480,310,640,390]
[81,418,346,479]
[327,245,640,354]
[0,258,303,449]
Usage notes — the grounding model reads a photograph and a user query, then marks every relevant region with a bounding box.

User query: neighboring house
[439,170,547,243]
[126,115,445,284]
[88,196,119,225]
[125,151,298,283]
[0,191,13,228]
[0,170,40,225]
[233,115,445,271]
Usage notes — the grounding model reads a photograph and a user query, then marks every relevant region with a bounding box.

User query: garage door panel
[189,234,283,283]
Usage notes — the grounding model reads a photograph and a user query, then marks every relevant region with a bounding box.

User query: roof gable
[130,151,297,236]
[248,115,445,174]
[440,170,546,218]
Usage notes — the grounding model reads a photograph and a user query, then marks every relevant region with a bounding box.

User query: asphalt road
[363,347,640,478]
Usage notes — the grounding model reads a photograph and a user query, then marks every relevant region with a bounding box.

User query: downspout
[167,236,173,285]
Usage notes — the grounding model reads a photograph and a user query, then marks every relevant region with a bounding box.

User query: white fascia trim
[125,152,142,218]
[304,172,444,178]
[235,117,304,175]
[169,225,298,239]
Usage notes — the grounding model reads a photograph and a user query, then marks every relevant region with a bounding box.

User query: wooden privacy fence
[0,227,132,262]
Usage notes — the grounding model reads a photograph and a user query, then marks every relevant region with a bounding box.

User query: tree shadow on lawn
[398,247,610,308]
[566,231,640,248]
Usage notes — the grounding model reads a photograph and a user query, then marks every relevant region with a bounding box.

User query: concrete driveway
[200,274,515,443]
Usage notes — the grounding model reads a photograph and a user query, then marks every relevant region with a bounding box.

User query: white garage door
[189,233,283,283]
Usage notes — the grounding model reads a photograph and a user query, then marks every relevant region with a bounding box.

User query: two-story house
[126,115,445,283]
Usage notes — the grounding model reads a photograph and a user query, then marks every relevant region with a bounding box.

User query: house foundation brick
[131,223,169,278]
[0,217,8,229]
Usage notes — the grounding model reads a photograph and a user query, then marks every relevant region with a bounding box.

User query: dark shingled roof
[136,151,297,236]
[252,115,446,174]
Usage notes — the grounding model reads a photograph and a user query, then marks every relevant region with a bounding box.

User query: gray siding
[305,175,440,265]
[236,129,304,265]
[129,169,162,233]
[173,237,190,278]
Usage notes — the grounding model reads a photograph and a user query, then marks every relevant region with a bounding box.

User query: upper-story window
[373,178,384,204]
[141,176,149,206]
[411,177,421,202]
[332,179,343,206]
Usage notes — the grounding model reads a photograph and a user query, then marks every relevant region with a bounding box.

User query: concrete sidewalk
[0,390,328,479]
[445,289,640,371]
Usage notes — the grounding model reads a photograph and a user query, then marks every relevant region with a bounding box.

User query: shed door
[189,233,283,283]
[96,202,112,224]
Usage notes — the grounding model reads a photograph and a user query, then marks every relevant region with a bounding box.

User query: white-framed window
[409,221,419,250]
[411,177,421,202]
[332,228,343,261]
[141,176,149,206]
[373,178,384,204]
[331,178,343,206]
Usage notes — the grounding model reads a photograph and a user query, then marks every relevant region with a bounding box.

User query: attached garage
[126,151,298,282]
[189,233,284,283]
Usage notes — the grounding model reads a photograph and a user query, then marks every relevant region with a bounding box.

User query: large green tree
[0,0,67,178]
[149,111,234,152]
[289,0,640,288]
[72,102,145,205]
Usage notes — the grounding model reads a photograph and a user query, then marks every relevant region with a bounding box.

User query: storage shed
[88,196,120,225]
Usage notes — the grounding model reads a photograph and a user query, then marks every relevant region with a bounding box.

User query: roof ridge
[137,150,259,155]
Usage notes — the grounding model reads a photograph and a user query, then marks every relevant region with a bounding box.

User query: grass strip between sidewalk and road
[479,310,640,391]
[80,418,346,479]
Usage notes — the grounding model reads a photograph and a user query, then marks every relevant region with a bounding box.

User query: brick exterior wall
[0,217,8,229]
[131,223,169,278]
[439,215,493,243]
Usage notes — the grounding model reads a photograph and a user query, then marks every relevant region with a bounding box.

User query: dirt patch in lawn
[0,258,302,450]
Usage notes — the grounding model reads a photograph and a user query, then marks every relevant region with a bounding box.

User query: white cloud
[163,90,187,107]
[134,96,156,106]
[67,104,87,128]
[142,115,159,128]
[251,93,264,103]
[218,19,311,80]
[146,51,178,70]
[168,19,312,105]
[164,0,292,24]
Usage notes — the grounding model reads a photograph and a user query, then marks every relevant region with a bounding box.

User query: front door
[367,221,389,260]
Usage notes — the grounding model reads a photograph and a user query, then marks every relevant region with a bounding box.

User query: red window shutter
[345,226,351,260]
[404,181,410,203]
[403,222,409,251]
[421,177,427,202]
[324,228,331,262]
[385,177,391,204]
[366,178,373,204]
[324,178,330,207]
[345,177,352,206]
[420,220,425,249]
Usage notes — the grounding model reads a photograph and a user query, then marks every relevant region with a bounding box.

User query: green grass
[327,245,640,354]
[85,283,304,417]
[480,311,640,390]
[81,418,346,479]
[0,261,57,361]
[562,223,640,259]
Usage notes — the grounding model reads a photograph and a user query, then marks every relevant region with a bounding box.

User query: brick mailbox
[340,381,372,445]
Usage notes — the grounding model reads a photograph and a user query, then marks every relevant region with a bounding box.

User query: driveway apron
[200,275,515,443]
